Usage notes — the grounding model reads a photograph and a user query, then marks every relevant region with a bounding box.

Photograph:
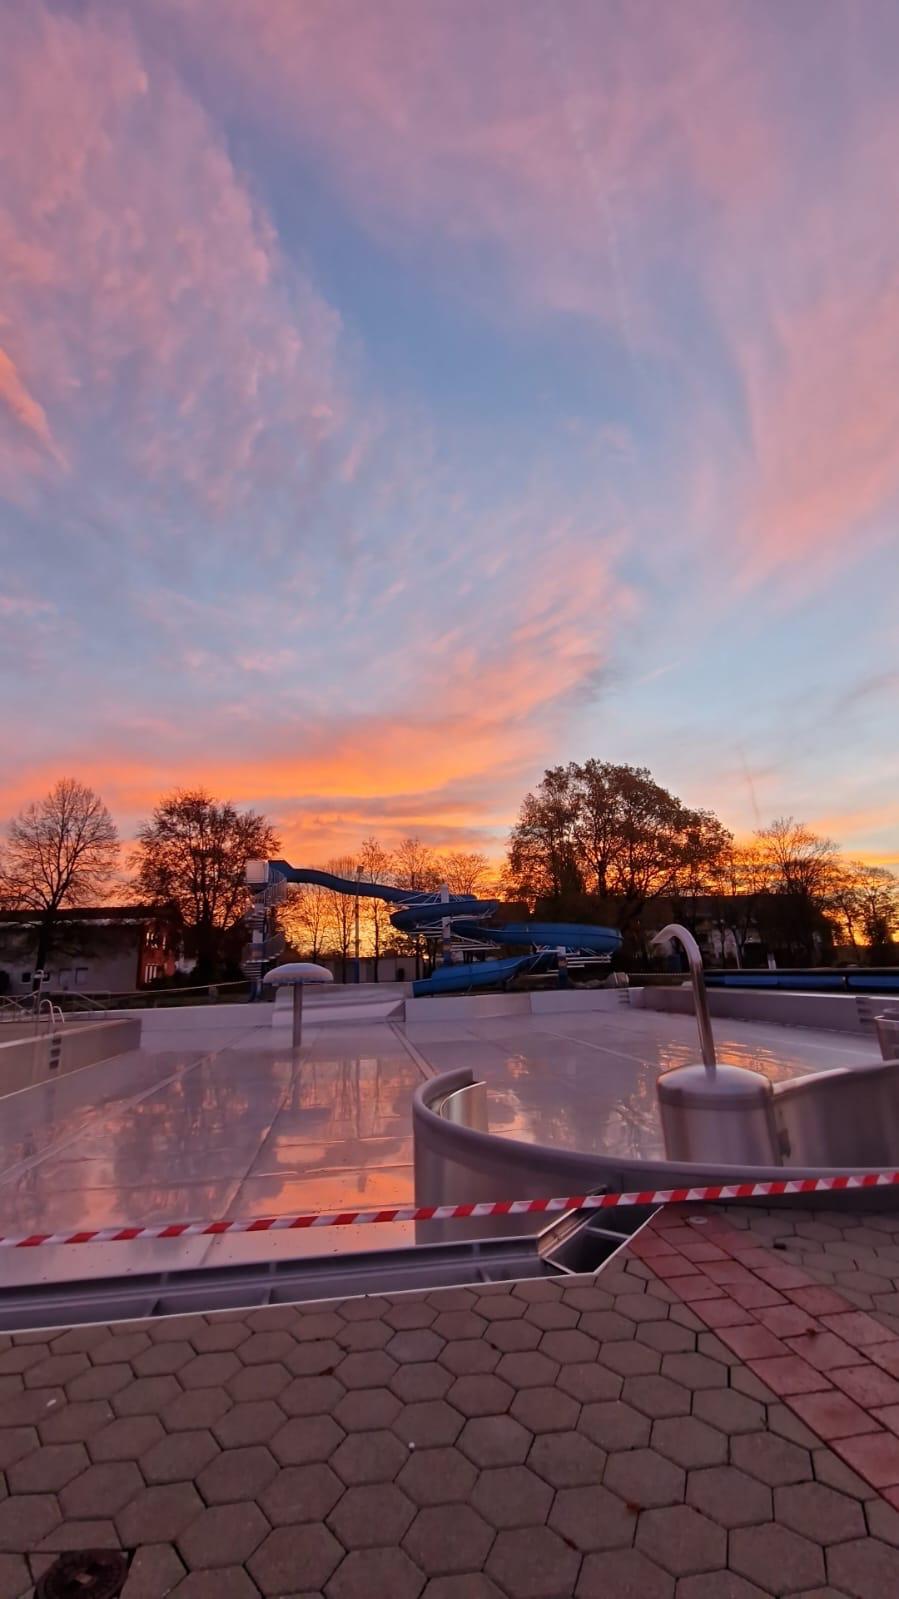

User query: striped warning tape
[3,1170,899,1249]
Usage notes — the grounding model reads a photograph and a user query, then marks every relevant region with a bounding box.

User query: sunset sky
[2,0,898,867]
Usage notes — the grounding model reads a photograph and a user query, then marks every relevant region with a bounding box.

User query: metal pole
[354,867,362,982]
[651,923,717,1070]
[440,882,452,967]
[292,983,304,1050]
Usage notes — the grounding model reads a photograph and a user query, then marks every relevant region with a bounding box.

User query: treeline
[507,761,899,964]
[0,778,494,981]
[2,766,896,981]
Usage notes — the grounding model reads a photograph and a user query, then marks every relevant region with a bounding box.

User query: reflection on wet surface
[0,1003,875,1286]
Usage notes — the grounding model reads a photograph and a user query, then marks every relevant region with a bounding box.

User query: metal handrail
[650,923,717,1069]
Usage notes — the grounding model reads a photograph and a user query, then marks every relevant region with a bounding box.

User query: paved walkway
[5,1202,899,1596]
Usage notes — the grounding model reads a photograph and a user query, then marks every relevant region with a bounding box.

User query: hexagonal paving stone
[292,1310,345,1342]
[495,1352,559,1390]
[25,1352,91,1389]
[510,1387,580,1435]
[178,1501,270,1568]
[485,1319,543,1353]
[328,1547,425,1599]
[472,1465,553,1530]
[525,1301,579,1331]
[458,1416,532,1468]
[336,1351,397,1390]
[731,1431,813,1486]
[576,1546,674,1598]
[160,1388,231,1433]
[393,1401,463,1448]
[549,1483,635,1551]
[693,1390,765,1435]
[212,1400,286,1448]
[390,1362,452,1403]
[190,1322,250,1353]
[117,1483,205,1546]
[387,1330,445,1364]
[828,1535,899,1597]
[578,1310,635,1341]
[384,1299,436,1331]
[197,1444,279,1504]
[132,1341,195,1377]
[113,1376,183,1417]
[446,1375,513,1419]
[605,1448,685,1509]
[166,1568,258,1598]
[329,1482,415,1548]
[226,1363,291,1402]
[258,1461,343,1525]
[0,1426,38,1470]
[439,1340,500,1376]
[660,1352,728,1390]
[528,1430,606,1488]
[673,1576,771,1599]
[280,1375,344,1417]
[141,1429,219,1484]
[397,1445,477,1507]
[579,1400,650,1452]
[88,1415,165,1463]
[636,1504,727,1576]
[774,1480,867,1544]
[67,1365,132,1403]
[332,1428,408,1485]
[336,1387,402,1430]
[476,1295,526,1324]
[338,1319,392,1352]
[271,1414,344,1466]
[404,1503,494,1576]
[92,1331,151,1365]
[729,1522,825,1592]
[8,1441,88,1493]
[61,1459,143,1518]
[249,1523,343,1594]
[650,1416,727,1469]
[486,1525,580,1598]
[433,1312,488,1341]
[40,1401,114,1445]
[686,1466,772,1527]
[638,1321,697,1354]
[557,1363,622,1403]
[285,1338,343,1376]
[237,1330,296,1366]
[421,1578,503,1599]
[599,1341,663,1377]
[120,1542,186,1599]
[180,1352,242,1389]
[621,1374,691,1419]
[0,1494,61,1552]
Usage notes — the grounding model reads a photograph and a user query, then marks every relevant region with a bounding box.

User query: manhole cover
[36,1550,130,1599]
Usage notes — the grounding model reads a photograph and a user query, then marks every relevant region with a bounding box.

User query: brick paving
[5,1204,899,1595]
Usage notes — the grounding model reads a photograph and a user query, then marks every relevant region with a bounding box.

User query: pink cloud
[0,3,344,514]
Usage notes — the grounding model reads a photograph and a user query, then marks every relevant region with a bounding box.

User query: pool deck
[5,1201,899,1596]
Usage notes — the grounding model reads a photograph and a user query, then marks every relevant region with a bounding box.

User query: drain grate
[35,1550,130,1599]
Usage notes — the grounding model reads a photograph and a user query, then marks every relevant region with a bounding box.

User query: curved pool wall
[412,1066,899,1244]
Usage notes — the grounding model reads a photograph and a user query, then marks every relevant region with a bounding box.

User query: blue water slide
[411,956,531,997]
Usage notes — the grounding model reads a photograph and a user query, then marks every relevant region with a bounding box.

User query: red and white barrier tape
[4,1170,899,1249]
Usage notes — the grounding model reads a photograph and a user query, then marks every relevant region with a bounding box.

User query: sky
[1,0,898,869]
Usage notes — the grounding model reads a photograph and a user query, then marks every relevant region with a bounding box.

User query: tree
[359,837,395,981]
[508,761,730,943]
[280,882,330,961]
[133,790,279,980]
[392,837,440,891]
[831,861,899,961]
[322,854,359,982]
[3,778,119,967]
[437,851,493,897]
[753,818,840,963]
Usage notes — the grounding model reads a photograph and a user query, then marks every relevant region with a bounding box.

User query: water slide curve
[265,861,621,995]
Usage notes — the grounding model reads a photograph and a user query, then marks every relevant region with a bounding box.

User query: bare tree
[133,790,279,980]
[359,837,394,982]
[4,778,119,967]
[438,850,493,896]
[323,855,359,982]
[279,882,330,961]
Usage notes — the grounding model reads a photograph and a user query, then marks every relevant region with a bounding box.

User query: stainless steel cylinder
[657,1062,780,1166]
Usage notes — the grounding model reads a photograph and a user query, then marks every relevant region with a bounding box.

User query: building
[0,907,179,997]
